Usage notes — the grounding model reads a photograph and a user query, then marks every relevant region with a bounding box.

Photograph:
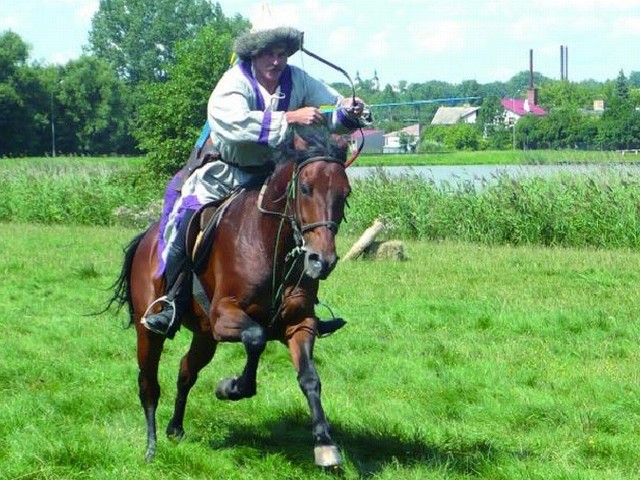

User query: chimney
[560,45,569,81]
[529,49,534,88]
[528,49,538,105]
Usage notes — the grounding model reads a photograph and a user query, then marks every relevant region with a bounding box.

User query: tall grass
[2,156,640,249]
[345,168,640,249]
[0,160,159,227]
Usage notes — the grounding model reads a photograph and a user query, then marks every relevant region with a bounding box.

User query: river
[346,163,640,187]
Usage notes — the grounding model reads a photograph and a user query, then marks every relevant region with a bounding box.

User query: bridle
[257,155,347,322]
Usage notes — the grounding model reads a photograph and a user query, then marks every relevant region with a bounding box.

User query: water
[346,163,640,187]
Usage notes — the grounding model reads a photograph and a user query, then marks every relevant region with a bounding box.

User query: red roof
[501,98,547,116]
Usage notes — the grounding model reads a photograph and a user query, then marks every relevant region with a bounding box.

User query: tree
[57,55,135,154]
[135,22,242,176]
[88,0,227,84]
[0,31,51,156]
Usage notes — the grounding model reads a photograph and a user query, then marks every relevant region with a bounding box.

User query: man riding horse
[143,20,367,337]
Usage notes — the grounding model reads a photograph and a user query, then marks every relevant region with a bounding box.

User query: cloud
[75,0,99,22]
[50,50,78,65]
[413,21,466,55]
[532,0,639,10]
[614,16,640,36]
[0,14,20,30]
[364,30,392,59]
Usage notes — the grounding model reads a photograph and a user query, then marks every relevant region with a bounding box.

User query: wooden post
[344,219,384,260]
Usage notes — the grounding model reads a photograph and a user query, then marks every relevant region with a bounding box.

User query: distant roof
[350,129,384,139]
[431,106,480,124]
[501,98,547,116]
[384,123,421,138]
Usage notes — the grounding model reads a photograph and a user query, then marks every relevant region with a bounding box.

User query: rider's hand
[286,107,324,126]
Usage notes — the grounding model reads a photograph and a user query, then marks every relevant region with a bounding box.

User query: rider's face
[253,45,288,88]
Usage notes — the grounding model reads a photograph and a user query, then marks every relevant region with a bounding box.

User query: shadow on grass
[207,411,504,477]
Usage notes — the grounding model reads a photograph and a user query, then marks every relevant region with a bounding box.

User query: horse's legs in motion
[214,300,267,400]
[167,330,217,438]
[288,322,342,468]
[136,325,165,462]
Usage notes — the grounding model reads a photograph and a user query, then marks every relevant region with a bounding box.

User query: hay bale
[362,240,406,261]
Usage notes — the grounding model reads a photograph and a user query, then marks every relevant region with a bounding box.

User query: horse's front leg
[287,319,341,468]
[213,298,266,401]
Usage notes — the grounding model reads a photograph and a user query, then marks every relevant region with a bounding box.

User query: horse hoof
[166,423,185,441]
[145,448,156,463]
[215,377,237,400]
[314,445,342,468]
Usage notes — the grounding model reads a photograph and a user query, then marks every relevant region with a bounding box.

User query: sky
[1,0,639,87]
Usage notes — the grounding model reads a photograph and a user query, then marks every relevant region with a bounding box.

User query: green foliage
[422,124,484,151]
[88,0,228,84]
[0,32,52,156]
[56,56,136,154]
[135,23,241,176]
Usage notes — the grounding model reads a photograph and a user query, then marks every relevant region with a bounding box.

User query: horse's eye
[300,183,312,196]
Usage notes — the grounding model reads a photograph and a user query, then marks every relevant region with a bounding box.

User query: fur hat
[234,26,302,60]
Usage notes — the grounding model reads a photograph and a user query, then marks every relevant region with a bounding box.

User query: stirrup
[141,295,177,335]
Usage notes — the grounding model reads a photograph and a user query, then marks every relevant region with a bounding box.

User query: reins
[300,40,369,167]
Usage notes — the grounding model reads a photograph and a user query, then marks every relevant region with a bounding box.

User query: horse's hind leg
[167,329,217,439]
[287,322,342,468]
[136,326,165,463]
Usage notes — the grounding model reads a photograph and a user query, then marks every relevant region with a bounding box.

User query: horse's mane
[279,126,348,165]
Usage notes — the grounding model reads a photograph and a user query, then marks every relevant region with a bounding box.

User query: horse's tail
[103,228,148,326]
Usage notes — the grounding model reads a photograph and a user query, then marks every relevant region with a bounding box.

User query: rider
[142,22,367,338]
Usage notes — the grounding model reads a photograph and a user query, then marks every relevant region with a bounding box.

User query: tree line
[1,0,640,172]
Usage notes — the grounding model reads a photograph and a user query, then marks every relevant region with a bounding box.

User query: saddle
[185,189,244,275]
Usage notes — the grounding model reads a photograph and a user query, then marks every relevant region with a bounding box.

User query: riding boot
[142,209,195,338]
[317,318,347,337]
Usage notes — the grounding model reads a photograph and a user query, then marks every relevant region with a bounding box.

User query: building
[349,129,384,154]
[431,106,480,125]
[383,124,420,154]
[501,88,547,124]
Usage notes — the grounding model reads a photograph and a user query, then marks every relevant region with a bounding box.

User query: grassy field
[1,223,639,479]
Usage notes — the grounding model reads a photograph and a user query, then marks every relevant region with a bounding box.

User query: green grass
[1,223,639,479]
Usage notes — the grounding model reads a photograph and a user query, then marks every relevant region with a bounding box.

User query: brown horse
[108,130,351,467]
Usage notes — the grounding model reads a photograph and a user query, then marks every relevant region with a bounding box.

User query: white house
[431,106,480,125]
[383,124,420,154]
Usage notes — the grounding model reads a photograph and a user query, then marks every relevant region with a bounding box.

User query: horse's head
[290,129,351,280]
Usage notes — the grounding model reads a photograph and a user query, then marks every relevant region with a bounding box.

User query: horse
[108,129,351,468]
